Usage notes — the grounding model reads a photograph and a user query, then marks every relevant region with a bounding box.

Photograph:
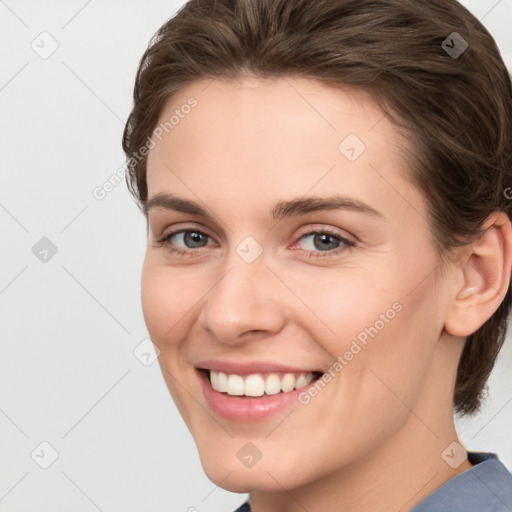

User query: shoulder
[411,452,512,511]
[232,501,251,512]
[231,453,512,512]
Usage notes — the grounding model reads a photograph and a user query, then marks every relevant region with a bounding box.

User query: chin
[197,444,315,494]
[201,462,285,493]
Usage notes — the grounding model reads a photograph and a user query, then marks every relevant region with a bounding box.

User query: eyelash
[297,228,355,258]
[155,227,354,258]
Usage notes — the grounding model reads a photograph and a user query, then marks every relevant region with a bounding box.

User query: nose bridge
[198,242,285,341]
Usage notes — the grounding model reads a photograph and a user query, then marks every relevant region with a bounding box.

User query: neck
[249,337,472,512]
[250,416,471,512]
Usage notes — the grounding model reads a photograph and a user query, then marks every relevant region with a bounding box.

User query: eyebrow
[146,192,384,220]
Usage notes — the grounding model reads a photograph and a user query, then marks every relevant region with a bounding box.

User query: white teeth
[294,374,309,389]
[210,369,219,390]
[217,371,228,392]
[264,374,281,395]
[209,370,315,397]
[227,374,244,396]
[281,373,296,392]
[244,374,265,397]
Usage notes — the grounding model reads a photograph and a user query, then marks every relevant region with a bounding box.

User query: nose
[197,252,288,345]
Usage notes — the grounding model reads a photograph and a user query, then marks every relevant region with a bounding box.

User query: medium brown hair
[122,0,512,415]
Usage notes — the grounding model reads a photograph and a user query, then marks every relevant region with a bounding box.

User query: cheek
[141,253,209,345]
[141,260,167,342]
[281,265,402,354]
[287,259,443,406]
[141,256,201,425]
[334,277,442,423]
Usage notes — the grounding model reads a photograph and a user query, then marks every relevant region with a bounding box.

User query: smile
[208,370,320,397]
[196,366,324,422]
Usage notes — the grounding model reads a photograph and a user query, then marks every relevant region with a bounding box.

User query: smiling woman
[122,0,512,511]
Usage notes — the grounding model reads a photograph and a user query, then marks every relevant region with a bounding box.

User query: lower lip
[198,369,316,422]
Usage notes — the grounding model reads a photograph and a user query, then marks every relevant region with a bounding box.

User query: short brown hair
[122,0,512,415]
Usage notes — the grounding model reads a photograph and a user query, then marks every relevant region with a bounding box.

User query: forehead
[149,76,396,162]
[146,76,421,219]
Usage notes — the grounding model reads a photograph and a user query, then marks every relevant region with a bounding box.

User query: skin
[142,76,512,512]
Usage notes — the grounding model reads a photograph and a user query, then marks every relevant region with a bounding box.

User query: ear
[444,211,512,337]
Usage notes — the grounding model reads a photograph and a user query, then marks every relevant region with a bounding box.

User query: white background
[1,1,511,511]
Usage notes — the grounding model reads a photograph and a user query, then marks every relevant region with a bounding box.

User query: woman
[122,0,512,510]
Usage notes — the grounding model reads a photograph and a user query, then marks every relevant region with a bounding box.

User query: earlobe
[445,212,512,338]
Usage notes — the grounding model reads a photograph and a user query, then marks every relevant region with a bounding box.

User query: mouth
[202,369,323,397]
[195,363,326,422]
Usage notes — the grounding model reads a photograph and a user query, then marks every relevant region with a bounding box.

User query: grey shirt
[411,452,512,511]
[233,452,512,511]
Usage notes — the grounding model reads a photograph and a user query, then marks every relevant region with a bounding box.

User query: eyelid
[155,223,355,257]
[294,224,354,244]
[156,222,217,242]
[154,232,213,261]
[289,229,353,252]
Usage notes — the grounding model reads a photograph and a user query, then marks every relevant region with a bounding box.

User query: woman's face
[142,76,457,492]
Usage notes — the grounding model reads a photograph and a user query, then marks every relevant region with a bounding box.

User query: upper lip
[195,360,322,376]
